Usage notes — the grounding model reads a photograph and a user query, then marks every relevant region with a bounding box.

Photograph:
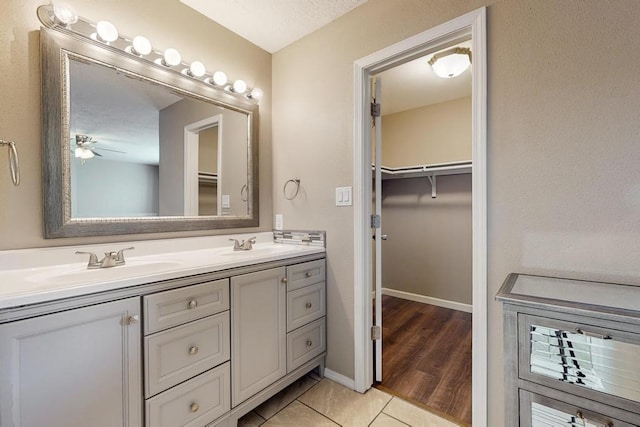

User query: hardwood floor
[375,295,472,425]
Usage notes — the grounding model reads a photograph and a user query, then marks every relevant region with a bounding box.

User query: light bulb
[95,20,118,43]
[212,71,227,86]
[162,48,181,67]
[80,148,94,159]
[249,87,263,100]
[189,61,206,77]
[232,79,247,94]
[74,147,83,158]
[130,36,152,56]
[52,2,78,26]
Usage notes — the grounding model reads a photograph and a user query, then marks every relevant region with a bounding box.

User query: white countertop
[0,233,325,310]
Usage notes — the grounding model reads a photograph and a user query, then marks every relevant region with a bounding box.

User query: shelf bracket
[427,175,436,198]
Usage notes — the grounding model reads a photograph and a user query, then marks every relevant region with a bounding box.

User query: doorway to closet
[371,42,473,425]
[353,8,487,427]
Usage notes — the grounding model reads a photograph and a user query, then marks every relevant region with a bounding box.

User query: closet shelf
[198,172,218,184]
[377,161,472,180]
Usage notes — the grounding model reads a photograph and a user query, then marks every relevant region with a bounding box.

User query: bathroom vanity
[497,273,640,427]
[0,232,326,427]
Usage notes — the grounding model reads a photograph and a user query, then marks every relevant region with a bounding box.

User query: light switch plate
[336,186,352,206]
[221,195,230,208]
[275,214,283,231]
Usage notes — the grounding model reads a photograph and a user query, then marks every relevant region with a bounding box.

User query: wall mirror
[41,27,259,238]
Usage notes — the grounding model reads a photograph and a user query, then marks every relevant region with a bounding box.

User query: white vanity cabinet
[0,244,326,427]
[144,279,231,427]
[231,267,287,406]
[497,273,640,427]
[229,259,327,416]
[0,297,142,427]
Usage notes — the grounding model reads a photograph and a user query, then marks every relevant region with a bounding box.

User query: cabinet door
[231,267,286,406]
[0,297,142,427]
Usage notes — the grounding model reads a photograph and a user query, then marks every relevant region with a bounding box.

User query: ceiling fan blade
[95,147,126,154]
[92,150,103,157]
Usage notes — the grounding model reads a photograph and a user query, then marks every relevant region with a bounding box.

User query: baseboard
[323,368,356,390]
[381,288,473,313]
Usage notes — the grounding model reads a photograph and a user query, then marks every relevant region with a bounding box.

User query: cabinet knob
[305,272,312,278]
[306,339,313,347]
[190,402,199,413]
[281,277,288,284]
[306,302,313,309]
[188,300,198,309]
[189,346,199,355]
[127,315,139,325]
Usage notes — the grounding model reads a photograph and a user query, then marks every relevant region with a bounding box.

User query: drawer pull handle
[305,272,312,277]
[306,339,313,347]
[127,315,139,325]
[306,302,313,309]
[190,402,200,413]
[282,277,288,284]
[575,328,612,340]
[189,346,199,355]
[188,300,198,309]
[576,411,613,427]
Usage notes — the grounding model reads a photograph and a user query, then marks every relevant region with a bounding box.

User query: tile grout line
[294,398,343,426]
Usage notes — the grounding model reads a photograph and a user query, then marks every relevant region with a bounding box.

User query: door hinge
[371,214,381,228]
[371,102,381,117]
[371,325,381,341]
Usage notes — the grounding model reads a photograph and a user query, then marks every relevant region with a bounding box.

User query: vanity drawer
[519,313,640,411]
[287,318,326,372]
[144,279,229,334]
[520,389,638,427]
[286,259,325,292]
[287,282,326,332]
[145,311,230,397]
[146,362,230,427]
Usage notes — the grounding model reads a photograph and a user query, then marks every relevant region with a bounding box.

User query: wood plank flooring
[375,295,472,425]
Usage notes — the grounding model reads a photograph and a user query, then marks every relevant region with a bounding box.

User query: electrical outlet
[275,214,283,231]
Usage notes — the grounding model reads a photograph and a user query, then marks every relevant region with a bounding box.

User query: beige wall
[272,1,640,425]
[0,0,272,249]
[381,174,472,304]
[382,97,472,167]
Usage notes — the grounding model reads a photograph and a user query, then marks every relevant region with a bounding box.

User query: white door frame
[183,114,223,215]
[352,8,487,426]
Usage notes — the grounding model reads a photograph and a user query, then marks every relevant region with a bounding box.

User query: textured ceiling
[180,0,369,53]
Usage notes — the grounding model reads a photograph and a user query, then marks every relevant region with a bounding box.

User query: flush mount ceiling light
[429,47,472,79]
[36,2,263,104]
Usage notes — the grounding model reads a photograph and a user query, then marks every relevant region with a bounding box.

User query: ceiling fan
[73,134,126,160]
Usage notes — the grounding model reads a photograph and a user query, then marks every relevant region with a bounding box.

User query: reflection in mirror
[69,58,249,218]
[41,27,259,237]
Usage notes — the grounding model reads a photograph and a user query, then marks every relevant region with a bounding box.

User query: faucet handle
[76,251,99,268]
[115,247,134,264]
[248,236,256,243]
[229,239,242,250]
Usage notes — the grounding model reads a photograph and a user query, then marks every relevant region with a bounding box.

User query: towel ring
[283,178,301,200]
[0,140,20,186]
[240,184,248,202]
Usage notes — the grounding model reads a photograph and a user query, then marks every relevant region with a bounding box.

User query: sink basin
[25,260,184,287]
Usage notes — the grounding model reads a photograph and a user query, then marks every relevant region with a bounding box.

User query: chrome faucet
[229,237,256,251]
[76,247,134,269]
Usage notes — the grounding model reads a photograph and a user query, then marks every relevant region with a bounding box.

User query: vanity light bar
[36,2,263,103]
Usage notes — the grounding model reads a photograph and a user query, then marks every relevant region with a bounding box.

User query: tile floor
[237,374,462,427]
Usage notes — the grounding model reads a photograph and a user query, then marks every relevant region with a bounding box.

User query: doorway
[353,8,487,427]
[371,45,473,423]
